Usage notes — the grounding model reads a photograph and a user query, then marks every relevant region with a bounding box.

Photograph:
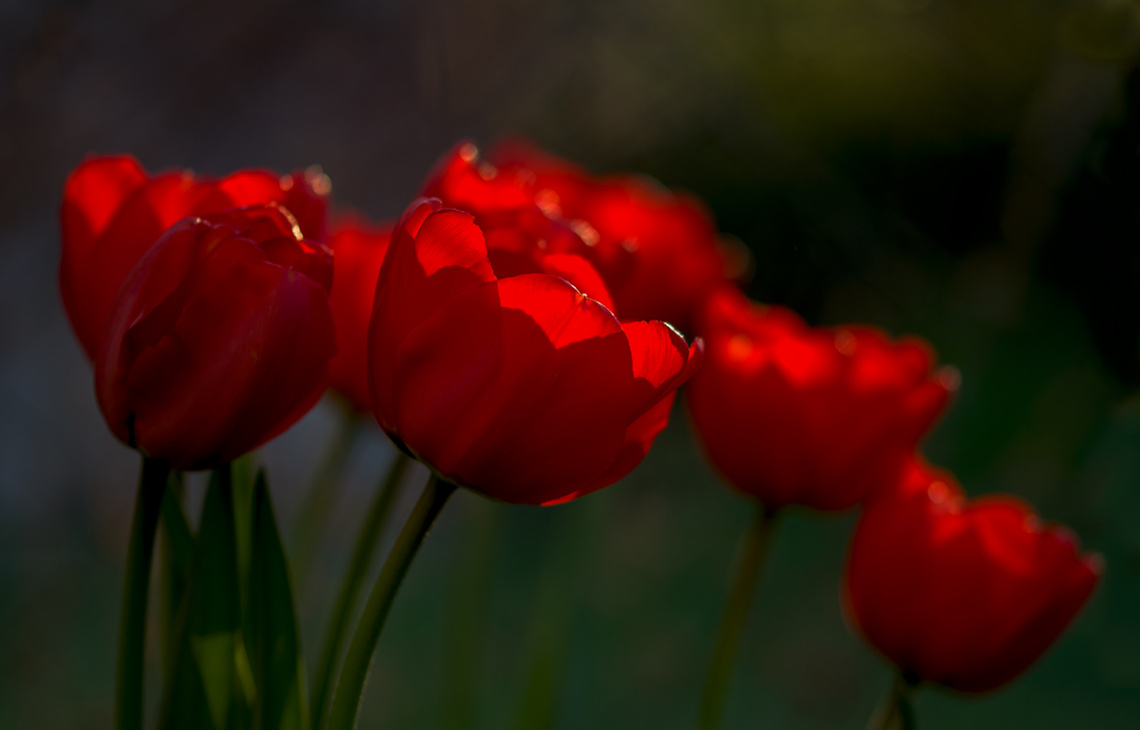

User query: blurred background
[2,0,1140,727]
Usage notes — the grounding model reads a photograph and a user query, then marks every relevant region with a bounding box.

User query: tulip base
[326,472,457,730]
[697,502,780,730]
[116,456,172,730]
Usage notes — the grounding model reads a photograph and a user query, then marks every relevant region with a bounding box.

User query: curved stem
[697,503,779,730]
[867,674,917,730]
[326,473,457,730]
[311,452,411,730]
[116,456,171,730]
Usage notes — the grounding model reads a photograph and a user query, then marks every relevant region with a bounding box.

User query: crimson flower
[61,155,330,359]
[95,205,336,470]
[421,143,617,313]
[685,287,956,511]
[327,212,393,413]
[490,139,739,329]
[366,198,702,505]
[844,457,1101,692]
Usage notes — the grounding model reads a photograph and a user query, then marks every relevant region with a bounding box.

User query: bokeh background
[3,0,1140,727]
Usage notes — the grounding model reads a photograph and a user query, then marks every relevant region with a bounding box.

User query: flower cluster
[684,283,1100,703]
[60,140,1101,730]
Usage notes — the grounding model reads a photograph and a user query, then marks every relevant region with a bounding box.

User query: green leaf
[159,465,244,730]
[248,469,311,730]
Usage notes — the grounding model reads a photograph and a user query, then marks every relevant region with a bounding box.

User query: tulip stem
[115,456,171,730]
[312,451,411,730]
[867,674,917,730]
[697,502,779,730]
[326,472,457,730]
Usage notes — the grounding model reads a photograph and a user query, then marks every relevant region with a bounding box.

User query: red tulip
[490,139,739,329]
[421,143,617,313]
[844,457,1101,692]
[366,198,703,505]
[60,155,330,360]
[95,204,336,470]
[685,287,956,511]
[327,212,394,413]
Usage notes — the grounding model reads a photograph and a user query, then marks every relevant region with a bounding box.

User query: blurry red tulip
[367,198,703,505]
[685,287,956,511]
[327,212,394,413]
[421,143,618,313]
[61,155,330,359]
[95,205,336,470]
[845,457,1101,692]
[491,139,742,329]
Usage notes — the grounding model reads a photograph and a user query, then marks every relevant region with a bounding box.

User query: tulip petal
[96,213,334,470]
[212,170,287,209]
[369,203,497,428]
[60,155,147,271]
[539,253,617,314]
[79,173,205,353]
[61,158,333,363]
[391,274,634,504]
[60,156,149,357]
[328,215,393,413]
[130,239,331,468]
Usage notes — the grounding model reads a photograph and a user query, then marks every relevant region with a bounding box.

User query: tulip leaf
[248,469,311,730]
[192,633,238,729]
[159,465,244,730]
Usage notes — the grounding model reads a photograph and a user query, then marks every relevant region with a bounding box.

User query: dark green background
[1,0,1138,727]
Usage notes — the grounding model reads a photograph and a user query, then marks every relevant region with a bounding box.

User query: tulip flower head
[327,213,394,413]
[844,458,1102,693]
[422,142,618,313]
[685,287,957,511]
[95,204,337,470]
[60,155,330,360]
[490,139,739,329]
[366,198,703,505]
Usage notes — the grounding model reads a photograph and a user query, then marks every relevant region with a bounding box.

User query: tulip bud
[61,155,330,360]
[685,286,956,511]
[366,198,703,505]
[844,458,1101,692]
[421,142,618,312]
[491,139,737,330]
[95,205,336,470]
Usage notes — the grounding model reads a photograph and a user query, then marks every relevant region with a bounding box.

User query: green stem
[116,456,172,730]
[292,410,364,584]
[312,452,411,730]
[326,473,457,730]
[697,503,779,730]
[159,472,192,688]
[867,674,917,730]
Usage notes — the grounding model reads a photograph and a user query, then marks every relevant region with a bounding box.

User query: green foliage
[157,463,308,730]
[248,470,310,730]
